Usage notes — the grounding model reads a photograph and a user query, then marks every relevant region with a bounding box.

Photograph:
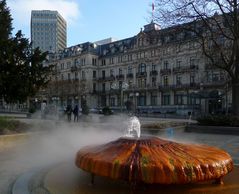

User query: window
[128,66,132,74]
[102,83,105,92]
[110,69,114,76]
[61,74,64,80]
[176,75,182,85]
[163,61,168,69]
[110,97,115,106]
[152,77,157,87]
[151,50,155,57]
[128,54,132,61]
[68,73,71,81]
[175,94,184,105]
[128,80,133,88]
[176,60,181,68]
[75,72,78,80]
[152,64,156,71]
[81,58,86,66]
[212,73,220,82]
[101,59,106,66]
[151,93,157,105]
[110,58,114,64]
[92,58,97,66]
[138,94,146,106]
[119,68,123,75]
[93,71,96,78]
[162,94,170,105]
[190,74,195,84]
[138,78,146,88]
[102,70,105,78]
[60,63,64,70]
[163,76,169,86]
[138,63,146,73]
[118,56,122,63]
[82,71,85,79]
[67,62,71,69]
[119,81,122,89]
[93,83,96,92]
[190,57,196,67]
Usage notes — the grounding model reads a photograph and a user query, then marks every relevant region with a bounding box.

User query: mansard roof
[98,37,136,57]
[47,21,202,62]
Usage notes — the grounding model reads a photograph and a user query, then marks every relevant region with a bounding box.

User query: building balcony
[202,80,226,88]
[116,74,124,80]
[158,84,173,91]
[136,72,147,78]
[146,83,158,90]
[150,70,158,76]
[160,69,171,75]
[173,83,200,90]
[71,66,79,72]
[98,77,106,81]
[126,73,134,79]
[173,65,199,73]
[106,75,116,81]
[158,83,200,91]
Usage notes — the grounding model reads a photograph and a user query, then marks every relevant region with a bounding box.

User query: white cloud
[8,0,80,26]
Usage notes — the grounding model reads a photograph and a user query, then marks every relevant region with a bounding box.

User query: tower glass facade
[31,10,67,52]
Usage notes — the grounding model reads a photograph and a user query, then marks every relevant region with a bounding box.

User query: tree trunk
[231,80,239,115]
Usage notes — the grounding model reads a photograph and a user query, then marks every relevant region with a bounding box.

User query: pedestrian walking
[66,104,72,121]
[73,105,79,122]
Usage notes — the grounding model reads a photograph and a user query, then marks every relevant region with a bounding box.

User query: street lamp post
[135,92,139,114]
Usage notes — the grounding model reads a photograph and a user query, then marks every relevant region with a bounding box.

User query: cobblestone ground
[0,117,238,193]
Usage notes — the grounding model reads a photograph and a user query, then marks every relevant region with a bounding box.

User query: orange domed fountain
[75,117,233,185]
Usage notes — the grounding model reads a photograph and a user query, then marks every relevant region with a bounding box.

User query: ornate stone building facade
[44,22,230,115]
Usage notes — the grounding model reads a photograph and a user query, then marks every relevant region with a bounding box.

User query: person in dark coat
[73,105,79,122]
[66,105,72,121]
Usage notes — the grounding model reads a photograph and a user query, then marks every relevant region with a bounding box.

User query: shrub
[28,107,36,113]
[197,115,239,127]
[0,116,28,134]
[102,106,113,115]
[81,99,89,115]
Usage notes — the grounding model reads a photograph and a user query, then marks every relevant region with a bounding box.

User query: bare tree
[154,0,239,115]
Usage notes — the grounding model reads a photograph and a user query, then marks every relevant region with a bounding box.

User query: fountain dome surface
[75,117,233,184]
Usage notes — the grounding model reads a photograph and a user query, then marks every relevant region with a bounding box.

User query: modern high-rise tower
[31,10,67,53]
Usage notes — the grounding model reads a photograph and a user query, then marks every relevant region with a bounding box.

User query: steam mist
[11,114,132,170]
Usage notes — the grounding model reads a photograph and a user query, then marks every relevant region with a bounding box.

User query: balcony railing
[160,69,171,75]
[136,72,147,78]
[150,70,158,76]
[116,74,124,79]
[106,75,115,81]
[158,83,200,91]
[172,65,199,73]
[202,80,226,87]
[126,73,134,78]
[71,66,79,72]
[98,77,106,81]
[146,83,158,90]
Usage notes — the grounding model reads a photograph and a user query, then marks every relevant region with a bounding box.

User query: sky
[8,0,153,47]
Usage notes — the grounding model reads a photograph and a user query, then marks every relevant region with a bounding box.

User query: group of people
[65,104,79,122]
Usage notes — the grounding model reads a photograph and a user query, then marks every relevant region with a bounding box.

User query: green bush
[197,115,239,126]
[28,107,36,113]
[102,106,113,115]
[81,99,89,115]
[0,116,25,134]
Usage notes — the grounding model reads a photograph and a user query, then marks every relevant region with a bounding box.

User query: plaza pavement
[0,116,238,193]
